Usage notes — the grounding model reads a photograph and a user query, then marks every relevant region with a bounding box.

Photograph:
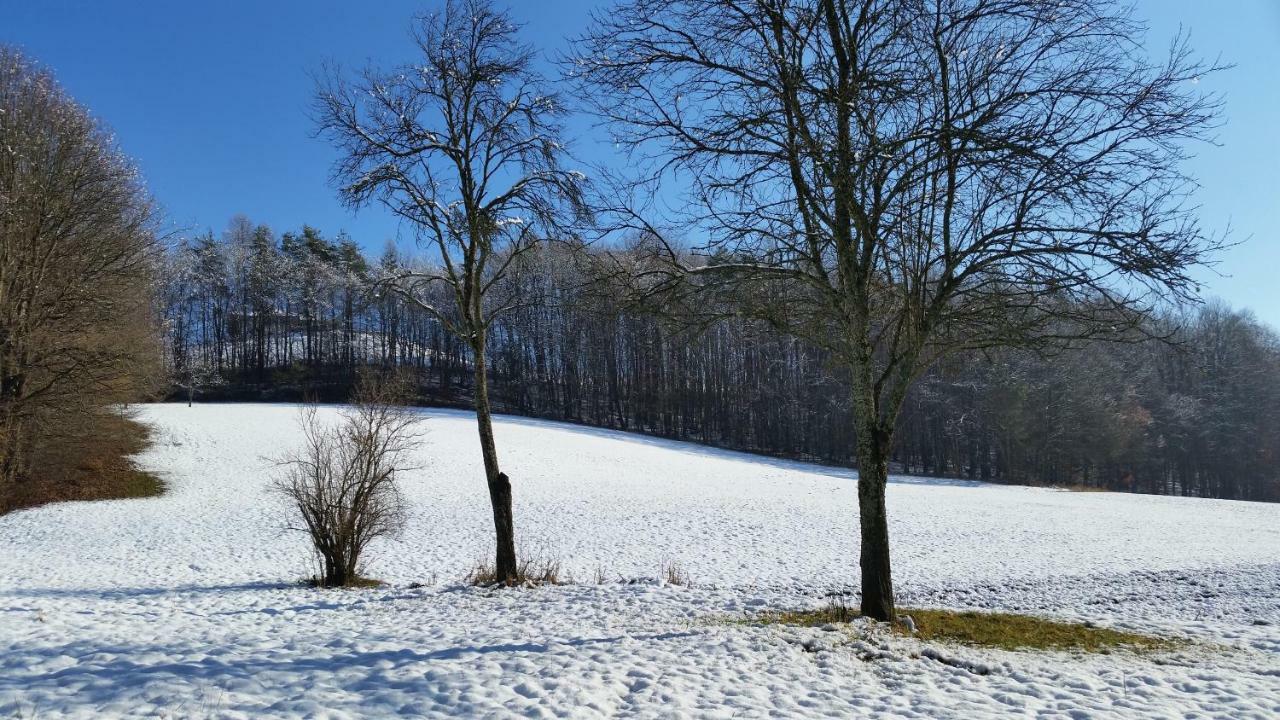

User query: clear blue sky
[3,1,1278,326]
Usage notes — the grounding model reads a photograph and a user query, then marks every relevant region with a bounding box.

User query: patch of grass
[465,554,565,586]
[744,600,1169,653]
[305,576,385,589]
[1,410,164,514]
[902,608,1166,652]
[660,560,690,586]
[1057,484,1111,493]
[752,597,858,626]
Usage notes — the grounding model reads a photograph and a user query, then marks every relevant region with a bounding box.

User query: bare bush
[274,374,421,587]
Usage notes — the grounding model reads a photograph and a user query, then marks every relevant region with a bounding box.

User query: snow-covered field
[2,403,1278,718]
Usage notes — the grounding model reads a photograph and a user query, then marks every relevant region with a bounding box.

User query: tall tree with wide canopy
[0,46,161,494]
[574,0,1222,619]
[314,0,585,582]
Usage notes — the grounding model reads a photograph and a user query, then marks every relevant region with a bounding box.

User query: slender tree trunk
[473,336,518,582]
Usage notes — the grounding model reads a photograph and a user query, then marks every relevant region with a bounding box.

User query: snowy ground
[1,403,1278,718]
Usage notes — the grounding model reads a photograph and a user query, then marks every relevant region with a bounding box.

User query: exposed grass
[902,608,1167,652]
[1,411,163,514]
[465,554,565,586]
[743,600,1169,653]
[305,576,386,589]
[661,560,690,586]
[751,597,858,627]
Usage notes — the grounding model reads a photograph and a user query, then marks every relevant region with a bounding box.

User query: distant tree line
[158,219,1279,503]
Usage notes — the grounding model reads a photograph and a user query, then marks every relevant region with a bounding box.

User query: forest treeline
[160,218,1280,503]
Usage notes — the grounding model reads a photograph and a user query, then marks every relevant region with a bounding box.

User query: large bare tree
[314,0,586,582]
[0,46,161,493]
[575,0,1222,619]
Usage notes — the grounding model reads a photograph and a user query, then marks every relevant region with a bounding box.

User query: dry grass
[465,554,565,586]
[1,411,163,514]
[305,576,385,589]
[746,599,1169,653]
[901,608,1166,652]
[660,560,690,586]
[755,596,858,626]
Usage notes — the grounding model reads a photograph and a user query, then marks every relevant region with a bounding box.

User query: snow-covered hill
[2,403,1277,718]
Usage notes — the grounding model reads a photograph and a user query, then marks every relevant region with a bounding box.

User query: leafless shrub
[274,373,421,588]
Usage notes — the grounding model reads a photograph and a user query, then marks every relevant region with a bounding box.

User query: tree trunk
[856,425,895,621]
[0,367,27,488]
[473,339,518,583]
[851,355,896,621]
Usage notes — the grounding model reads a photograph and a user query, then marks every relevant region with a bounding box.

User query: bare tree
[0,46,161,493]
[313,0,586,583]
[275,373,421,587]
[574,0,1222,619]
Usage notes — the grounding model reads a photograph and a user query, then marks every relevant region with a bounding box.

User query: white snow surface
[1,403,1278,718]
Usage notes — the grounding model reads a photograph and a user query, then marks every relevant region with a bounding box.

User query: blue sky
[3,1,1278,326]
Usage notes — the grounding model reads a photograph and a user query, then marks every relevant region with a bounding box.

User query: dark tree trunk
[321,550,349,588]
[851,359,896,621]
[473,340,518,583]
[0,366,28,488]
[856,426,895,621]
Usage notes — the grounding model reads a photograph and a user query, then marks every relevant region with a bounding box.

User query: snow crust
[1,403,1277,718]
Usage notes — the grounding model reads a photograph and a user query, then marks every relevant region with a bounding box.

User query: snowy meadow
[1,403,1278,718]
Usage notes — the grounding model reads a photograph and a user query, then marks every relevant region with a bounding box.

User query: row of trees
[159,225,1280,506]
[0,46,162,507]
[160,219,378,388]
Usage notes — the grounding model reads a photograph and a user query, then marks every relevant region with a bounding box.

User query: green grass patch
[901,608,1167,652]
[742,602,1170,652]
